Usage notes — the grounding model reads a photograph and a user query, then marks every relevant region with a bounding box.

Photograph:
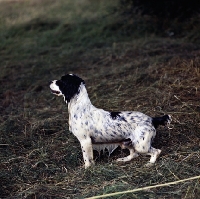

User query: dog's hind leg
[80,137,95,169]
[116,148,138,162]
[145,147,161,167]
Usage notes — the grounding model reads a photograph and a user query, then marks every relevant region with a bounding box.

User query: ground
[0,0,200,198]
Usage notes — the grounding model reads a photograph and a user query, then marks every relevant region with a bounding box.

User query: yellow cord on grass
[85,175,200,199]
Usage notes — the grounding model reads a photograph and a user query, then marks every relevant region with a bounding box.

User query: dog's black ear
[56,74,85,102]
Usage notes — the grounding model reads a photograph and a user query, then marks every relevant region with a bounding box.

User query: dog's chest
[68,108,94,134]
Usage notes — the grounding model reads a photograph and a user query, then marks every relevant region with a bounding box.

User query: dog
[50,74,171,168]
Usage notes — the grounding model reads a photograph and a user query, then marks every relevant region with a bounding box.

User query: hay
[0,0,200,198]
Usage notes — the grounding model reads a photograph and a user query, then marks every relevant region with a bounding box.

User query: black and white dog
[50,74,171,168]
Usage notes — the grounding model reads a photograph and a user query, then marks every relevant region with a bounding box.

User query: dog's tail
[152,115,172,129]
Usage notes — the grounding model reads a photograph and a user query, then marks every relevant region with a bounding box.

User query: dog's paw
[145,162,154,167]
[116,153,139,162]
[116,157,126,162]
[84,160,95,169]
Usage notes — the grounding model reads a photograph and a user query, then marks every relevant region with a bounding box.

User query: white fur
[50,75,171,168]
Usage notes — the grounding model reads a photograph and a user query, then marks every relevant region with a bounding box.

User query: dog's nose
[49,81,53,85]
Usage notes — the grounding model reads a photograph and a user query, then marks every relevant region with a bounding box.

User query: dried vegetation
[0,0,200,198]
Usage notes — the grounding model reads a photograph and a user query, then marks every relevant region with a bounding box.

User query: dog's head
[49,74,85,102]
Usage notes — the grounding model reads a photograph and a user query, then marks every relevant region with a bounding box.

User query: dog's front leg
[80,137,94,169]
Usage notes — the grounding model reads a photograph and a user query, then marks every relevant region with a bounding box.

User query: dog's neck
[67,83,92,111]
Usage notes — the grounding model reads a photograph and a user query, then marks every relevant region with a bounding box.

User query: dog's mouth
[51,89,61,95]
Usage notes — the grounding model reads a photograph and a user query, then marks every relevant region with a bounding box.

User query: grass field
[1,0,200,198]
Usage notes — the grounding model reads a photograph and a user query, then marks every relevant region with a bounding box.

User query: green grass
[1,0,200,198]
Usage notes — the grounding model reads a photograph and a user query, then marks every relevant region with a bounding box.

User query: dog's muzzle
[51,89,61,95]
[49,81,61,95]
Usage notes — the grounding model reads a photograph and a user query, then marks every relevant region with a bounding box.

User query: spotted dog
[50,74,171,168]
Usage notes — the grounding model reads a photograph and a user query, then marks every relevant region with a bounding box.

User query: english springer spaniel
[50,74,171,168]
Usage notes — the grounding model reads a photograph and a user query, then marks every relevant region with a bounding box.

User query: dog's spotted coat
[50,74,171,168]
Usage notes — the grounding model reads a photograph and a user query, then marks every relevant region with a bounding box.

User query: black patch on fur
[152,115,170,129]
[110,111,127,122]
[56,74,85,102]
[110,112,121,119]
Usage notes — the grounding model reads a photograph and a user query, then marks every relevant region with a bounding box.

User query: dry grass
[0,0,200,198]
